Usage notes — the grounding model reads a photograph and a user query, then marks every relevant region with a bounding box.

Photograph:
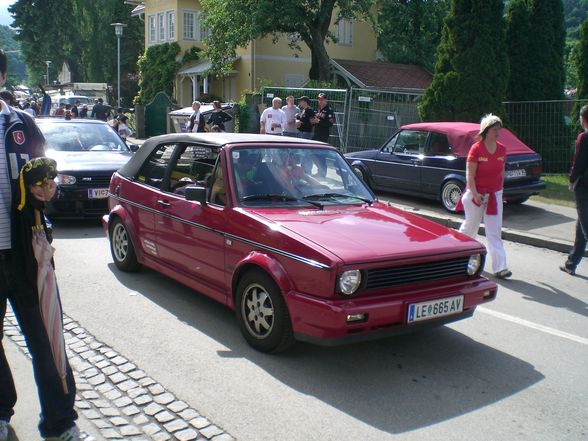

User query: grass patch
[530,174,575,207]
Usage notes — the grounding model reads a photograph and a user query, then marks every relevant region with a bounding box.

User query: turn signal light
[346,314,367,323]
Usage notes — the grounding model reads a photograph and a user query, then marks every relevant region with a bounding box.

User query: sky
[0,0,14,27]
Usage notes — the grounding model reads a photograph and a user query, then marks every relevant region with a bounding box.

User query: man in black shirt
[90,98,111,121]
[311,92,335,144]
[296,96,315,139]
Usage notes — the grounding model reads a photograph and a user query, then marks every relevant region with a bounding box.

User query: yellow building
[128,1,379,106]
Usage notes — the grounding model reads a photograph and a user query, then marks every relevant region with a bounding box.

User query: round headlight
[56,174,76,185]
[467,254,482,275]
[339,270,362,295]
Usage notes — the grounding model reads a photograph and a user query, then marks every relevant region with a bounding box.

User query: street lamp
[45,61,52,85]
[111,22,127,108]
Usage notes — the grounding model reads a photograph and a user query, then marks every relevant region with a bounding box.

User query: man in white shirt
[260,97,287,135]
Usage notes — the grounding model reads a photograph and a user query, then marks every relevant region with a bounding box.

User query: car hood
[248,202,482,263]
[45,150,133,172]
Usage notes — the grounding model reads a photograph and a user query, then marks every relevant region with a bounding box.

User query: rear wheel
[441,180,465,212]
[236,269,294,353]
[110,218,140,272]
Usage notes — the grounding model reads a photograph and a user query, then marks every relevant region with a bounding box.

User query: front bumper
[503,180,546,198]
[46,187,109,218]
[286,278,497,346]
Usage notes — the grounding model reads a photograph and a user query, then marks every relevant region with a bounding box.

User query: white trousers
[459,189,508,274]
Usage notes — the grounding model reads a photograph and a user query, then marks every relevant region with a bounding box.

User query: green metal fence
[345,89,422,153]
[503,99,586,174]
[261,87,349,149]
[259,87,581,173]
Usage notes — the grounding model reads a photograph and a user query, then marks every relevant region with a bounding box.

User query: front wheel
[110,218,140,272]
[440,180,465,212]
[353,165,371,188]
[235,270,294,353]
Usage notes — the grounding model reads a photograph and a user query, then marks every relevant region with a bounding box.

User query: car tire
[236,269,295,353]
[110,218,140,272]
[441,180,465,212]
[353,165,371,188]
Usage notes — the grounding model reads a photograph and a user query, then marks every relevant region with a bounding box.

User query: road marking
[478,307,588,346]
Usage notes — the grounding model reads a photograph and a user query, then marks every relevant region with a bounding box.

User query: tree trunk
[308,29,332,81]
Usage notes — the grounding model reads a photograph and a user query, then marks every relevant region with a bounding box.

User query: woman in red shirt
[459,114,511,279]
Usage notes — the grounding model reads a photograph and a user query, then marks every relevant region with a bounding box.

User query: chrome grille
[365,257,470,290]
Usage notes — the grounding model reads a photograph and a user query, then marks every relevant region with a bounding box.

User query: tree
[526,0,565,101]
[575,15,588,101]
[418,0,509,122]
[505,0,532,101]
[378,0,449,72]
[8,0,143,106]
[200,0,376,81]
[0,25,26,84]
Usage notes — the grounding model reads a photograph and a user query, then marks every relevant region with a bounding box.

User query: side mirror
[184,185,208,205]
[129,144,140,152]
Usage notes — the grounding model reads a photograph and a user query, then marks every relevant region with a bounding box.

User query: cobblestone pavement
[3,308,235,441]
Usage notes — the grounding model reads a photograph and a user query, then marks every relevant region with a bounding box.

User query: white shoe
[44,425,81,441]
[0,420,9,441]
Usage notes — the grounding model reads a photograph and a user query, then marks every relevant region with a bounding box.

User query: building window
[183,10,196,40]
[167,11,175,40]
[337,19,353,46]
[158,13,165,41]
[183,10,211,42]
[148,15,156,43]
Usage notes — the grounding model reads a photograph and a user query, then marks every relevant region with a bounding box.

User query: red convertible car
[103,133,497,352]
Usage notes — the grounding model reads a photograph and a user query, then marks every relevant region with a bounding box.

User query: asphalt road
[49,218,587,441]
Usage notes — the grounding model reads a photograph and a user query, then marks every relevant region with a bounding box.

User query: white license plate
[407,295,464,323]
[88,188,109,199]
[505,169,526,178]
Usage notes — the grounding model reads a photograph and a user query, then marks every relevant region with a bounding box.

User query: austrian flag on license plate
[407,295,464,323]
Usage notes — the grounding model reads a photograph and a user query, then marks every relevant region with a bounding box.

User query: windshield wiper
[303,192,373,205]
[240,194,323,209]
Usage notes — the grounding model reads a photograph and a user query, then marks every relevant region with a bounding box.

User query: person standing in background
[296,96,315,140]
[207,101,232,132]
[187,101,206,133]
[560,105,588,275]
[311,93,335,143]
[260,97,287,136]
[458,113,512,279]
[281,96,299,138]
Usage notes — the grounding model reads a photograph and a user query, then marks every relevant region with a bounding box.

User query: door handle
[157,200,171,207]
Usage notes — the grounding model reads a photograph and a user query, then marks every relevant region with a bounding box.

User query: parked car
[346,122,546,212]
[36,118,137,218]
[103,133,497,352]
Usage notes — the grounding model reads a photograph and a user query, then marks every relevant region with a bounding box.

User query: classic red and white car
[103,133,497,352]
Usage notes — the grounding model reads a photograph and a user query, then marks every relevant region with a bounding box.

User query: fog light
[483,290,495,298]
[346,314,367,323]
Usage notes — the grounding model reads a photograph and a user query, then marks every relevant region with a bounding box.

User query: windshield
[231,146,374,207]
[39,122,130,152]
